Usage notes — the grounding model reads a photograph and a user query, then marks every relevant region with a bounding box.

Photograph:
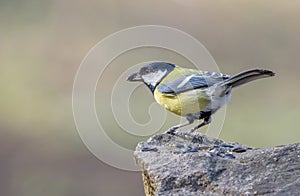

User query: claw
[164,127,177,135]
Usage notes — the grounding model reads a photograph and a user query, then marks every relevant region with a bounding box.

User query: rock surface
[134,132,300,196]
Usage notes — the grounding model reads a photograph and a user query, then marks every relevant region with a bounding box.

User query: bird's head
[127,62,175,91]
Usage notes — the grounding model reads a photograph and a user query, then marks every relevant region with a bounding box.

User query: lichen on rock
[134,132,300,196]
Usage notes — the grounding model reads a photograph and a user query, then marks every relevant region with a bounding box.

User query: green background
[1,0,299,195]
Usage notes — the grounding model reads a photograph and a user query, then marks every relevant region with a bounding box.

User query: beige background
[1,1,300,195]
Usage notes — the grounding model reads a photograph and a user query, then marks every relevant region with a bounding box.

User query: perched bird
[127,62,275,134]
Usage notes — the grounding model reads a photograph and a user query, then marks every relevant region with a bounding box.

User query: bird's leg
[165,115,194,135]
[188,116,212,133]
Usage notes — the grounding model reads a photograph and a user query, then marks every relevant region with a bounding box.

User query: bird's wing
[157,72,230,95]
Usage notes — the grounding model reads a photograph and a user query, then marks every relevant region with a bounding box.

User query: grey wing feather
[158,72,230,95]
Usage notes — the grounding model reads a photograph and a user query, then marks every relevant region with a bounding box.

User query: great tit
[127,62,275,134]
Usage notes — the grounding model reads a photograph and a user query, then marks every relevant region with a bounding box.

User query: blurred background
[1,0,300,195]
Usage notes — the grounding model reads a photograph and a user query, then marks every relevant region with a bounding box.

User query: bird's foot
[164,129,193,138]
[164,127,177,135]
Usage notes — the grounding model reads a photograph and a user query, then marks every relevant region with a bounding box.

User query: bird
[127,62,275,135]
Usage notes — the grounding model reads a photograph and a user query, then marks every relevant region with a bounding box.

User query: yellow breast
[154,89,210,116]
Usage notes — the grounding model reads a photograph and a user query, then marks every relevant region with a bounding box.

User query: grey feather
[158,72,230,94]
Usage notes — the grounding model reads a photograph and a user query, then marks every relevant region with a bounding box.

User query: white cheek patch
[143,70,167,87]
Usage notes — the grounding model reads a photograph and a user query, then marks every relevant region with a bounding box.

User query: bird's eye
[143,69,150,74]
[140,68,148,74]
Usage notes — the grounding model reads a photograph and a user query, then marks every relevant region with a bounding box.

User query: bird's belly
[154,89,210,116]
[208,93,232,113]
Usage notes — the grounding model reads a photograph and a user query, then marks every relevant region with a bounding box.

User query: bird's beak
[127,72,143,82]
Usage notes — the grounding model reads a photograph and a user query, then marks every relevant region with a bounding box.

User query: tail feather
[221,69,275,88]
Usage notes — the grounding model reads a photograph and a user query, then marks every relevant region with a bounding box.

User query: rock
[134,132,300,196]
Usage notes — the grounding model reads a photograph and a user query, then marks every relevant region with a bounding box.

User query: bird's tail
[220,69,275,89]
